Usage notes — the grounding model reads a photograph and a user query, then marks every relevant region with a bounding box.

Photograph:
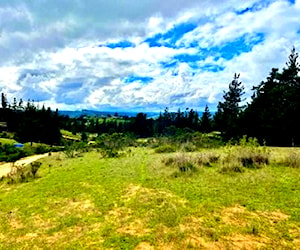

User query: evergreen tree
[200,105,212,133]
[1,93,7,109]
[244,47,300,146]
[213,73,245,140]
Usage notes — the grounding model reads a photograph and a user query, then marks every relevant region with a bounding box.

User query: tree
[243,47,300,146]
[213,73,245,140]
[200,105,212,133]
[1,93,7,109]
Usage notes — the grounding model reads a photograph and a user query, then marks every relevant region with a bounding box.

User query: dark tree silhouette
[200,105,212,133]
[213,73,245,140]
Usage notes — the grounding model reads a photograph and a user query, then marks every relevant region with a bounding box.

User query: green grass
[60,129,81,141]
[0,138,17,145]
[0,147,299,249]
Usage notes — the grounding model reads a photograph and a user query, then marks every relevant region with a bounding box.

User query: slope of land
[0,147,299,249]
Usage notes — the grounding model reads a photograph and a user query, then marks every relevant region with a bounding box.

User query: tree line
[0,97,61,145]
[1,47,299,146]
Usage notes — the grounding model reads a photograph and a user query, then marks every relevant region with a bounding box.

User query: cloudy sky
[0,0,299,112]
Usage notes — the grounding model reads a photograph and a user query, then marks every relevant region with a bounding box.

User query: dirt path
[0,153,50,178]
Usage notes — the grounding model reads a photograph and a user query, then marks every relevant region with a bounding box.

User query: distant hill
[58,110,161,118]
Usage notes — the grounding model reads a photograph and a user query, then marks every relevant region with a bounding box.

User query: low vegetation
[0,142,299,249]
[0,142,61,163]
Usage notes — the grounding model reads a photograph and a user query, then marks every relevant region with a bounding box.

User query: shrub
[96,133,134,158]
[222,138,270,170]
[0,144,28,162]
[63,141,87,158]
[238,148,269,169]
[30,161,42,178]
[154,144,177,153]
[281,152,300,168]
[197,153,220,167]
[163,153,198,175]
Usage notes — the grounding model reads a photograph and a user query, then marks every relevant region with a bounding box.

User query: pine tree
[1,93,7,109]
[244,47,300,146]
[200,105,212,133]
[213,73,245,139]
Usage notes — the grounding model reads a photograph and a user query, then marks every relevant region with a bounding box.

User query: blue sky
[0,0,300,112]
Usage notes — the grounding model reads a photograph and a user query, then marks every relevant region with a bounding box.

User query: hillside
[0,146,299,249]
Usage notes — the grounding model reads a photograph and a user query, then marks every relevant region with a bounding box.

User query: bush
[63,141,87,158]
[163,153,198,176]
[0,144,28,162]
[238,148,269,169]
[30,161,42,177]
[222,137,270,170]
[197,153,220,167]
[96,133,135,158]
[281,152,300,168]
[154,144,177,153]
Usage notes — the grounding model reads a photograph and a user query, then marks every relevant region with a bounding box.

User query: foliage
[0,144,28,162]
[154,144,177,153]
[96,133,135,158]
[243,47,300,146]
[63,141,88,158]
[0,97,61,144]
[220,137,270,172]
[30,161,42,178]
[163,153,198,177]
[200,105,212,133]
[213,73,245,140]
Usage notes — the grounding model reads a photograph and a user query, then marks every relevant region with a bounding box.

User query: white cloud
[0,0,300,111]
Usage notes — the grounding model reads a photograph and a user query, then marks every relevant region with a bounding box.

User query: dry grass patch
[221,205,253,227]
[224,233,269,250]
[51,198,96,218]
[104,207,132,225]
[135,241,155,250]
[122,184,187,206]
[117,219,151,236]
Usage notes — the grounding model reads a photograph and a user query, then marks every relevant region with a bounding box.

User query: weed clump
[197,153,220,167]
[30,161,42,178]
[238,150,269,169]
[163,154,198,177]
[281,152,300,168]
[219,162,245,174]
[155,144,177,153]
[220,136,270,173]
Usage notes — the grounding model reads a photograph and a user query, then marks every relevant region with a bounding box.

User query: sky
[0,0,300,112]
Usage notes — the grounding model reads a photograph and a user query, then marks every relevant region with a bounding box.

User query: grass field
[0,146,299,249]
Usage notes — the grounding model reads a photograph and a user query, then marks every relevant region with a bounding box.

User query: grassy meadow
[0,145,299,249]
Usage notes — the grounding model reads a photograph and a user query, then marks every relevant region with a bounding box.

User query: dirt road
[0,153,50,178]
